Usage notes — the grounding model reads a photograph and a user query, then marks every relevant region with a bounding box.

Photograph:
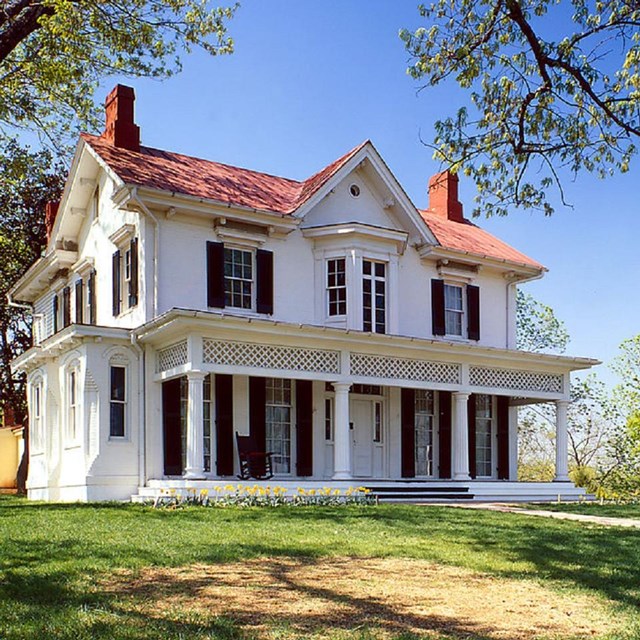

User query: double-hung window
[327,258,347,317]
[109,366,126,438]
[68,369,78,441]
[444,284,464,336]
[224,247,253,309]
[432,279,480,340]
[362,259,386,334]
[207,242,274,314]
[112,236,138,316]
[32,382,43,451]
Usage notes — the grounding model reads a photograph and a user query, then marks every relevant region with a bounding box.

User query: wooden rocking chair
[235,433,274,480]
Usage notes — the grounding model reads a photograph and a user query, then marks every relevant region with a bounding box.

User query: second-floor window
[431,279,480,341]
[444,284,464,336]
[206,241,274,314]
[224,247,253,309]
[112,237,138,316]
[327,258,346,317]
[363,259,386,334]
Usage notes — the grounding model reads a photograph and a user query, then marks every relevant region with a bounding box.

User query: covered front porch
[134,309,596,500]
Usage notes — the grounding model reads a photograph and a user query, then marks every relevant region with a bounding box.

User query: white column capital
[332,382,352,394]
[186,370,207,382]
[453,391,471,402]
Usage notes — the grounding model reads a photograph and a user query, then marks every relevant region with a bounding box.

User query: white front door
[350,399,383,478]
[351,399,374,477]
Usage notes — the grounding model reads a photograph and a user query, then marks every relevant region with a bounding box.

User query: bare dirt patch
[102,557,618,639]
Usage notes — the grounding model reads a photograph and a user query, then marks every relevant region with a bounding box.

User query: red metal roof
[419,209,544,270]
[83,133,542,270]
[82,134,367,215]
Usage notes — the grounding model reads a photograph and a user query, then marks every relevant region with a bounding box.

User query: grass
[522,502,640,519]
[1,495,639,639]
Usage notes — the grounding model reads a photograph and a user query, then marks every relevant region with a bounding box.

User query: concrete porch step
[364,484,474,503]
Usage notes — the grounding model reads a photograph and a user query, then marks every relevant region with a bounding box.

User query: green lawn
[523,502,640,519]
[1,495,639,640]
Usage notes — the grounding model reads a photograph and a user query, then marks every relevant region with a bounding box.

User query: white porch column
[452,391,471,481]
[184,371,206,479]
[554,399,570,482]
[332,382,352,480]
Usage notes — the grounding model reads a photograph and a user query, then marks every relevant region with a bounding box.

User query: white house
[9,85,597,502]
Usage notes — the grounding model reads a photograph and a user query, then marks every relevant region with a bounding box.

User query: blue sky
[102,0,638,385]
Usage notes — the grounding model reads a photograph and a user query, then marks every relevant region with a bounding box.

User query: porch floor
[132,479,588,503]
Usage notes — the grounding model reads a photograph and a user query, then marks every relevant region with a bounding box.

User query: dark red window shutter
[296,379,313,476]
[438,391,452,479]
[62,286,71,328]
[215,374,234,476]
[206,241,225,308]
[129,237,139,307]
[88,270,97,325]
[75,279,83,324]
[467,393,477,479]
[497,395,510,479]
[249,376,266,449]
[431,279,445,336]
[256,249,274,314]
[467,284,480,340]
[162,378,183,476]
[112,250,121,316]
[401,388,416,478]
[52,294,59,333]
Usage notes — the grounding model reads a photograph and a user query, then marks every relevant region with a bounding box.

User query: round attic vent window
[349,184,361,197]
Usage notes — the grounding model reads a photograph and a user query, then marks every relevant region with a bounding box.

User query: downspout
[130,333,146,491]
[125,188,158,493]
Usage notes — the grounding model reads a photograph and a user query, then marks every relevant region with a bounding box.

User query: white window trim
[475,394,496,479]
[30,378,44,454]
[66,365,80,446]
[265,378,296,476]
[362,258,388,334]
[326,257,347,319]
[223,245,256,312]
[108,363,128,440]
[415,389,439,478]
[444,282,466,339]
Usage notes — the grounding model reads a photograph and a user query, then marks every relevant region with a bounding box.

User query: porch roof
[134,307,599,373]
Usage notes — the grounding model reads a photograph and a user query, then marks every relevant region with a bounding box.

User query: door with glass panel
[265,378,293,474]
[414,390,437,477]
[475,394,494,477]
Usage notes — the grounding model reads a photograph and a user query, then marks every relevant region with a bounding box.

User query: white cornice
[301,222,409,254]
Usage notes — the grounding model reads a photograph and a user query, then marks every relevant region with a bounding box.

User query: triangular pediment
[296,143,436,247]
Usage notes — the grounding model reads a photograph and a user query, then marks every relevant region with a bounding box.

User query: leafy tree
[401,0,640,216]
[0,141,65,425]
[515,289,570,478]
[0,0,237,144]
[516,289,569,353]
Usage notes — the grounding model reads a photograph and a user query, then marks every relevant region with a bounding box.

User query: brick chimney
[45,201,60,242]
[428,170,464,222]
[102,84,140,151]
